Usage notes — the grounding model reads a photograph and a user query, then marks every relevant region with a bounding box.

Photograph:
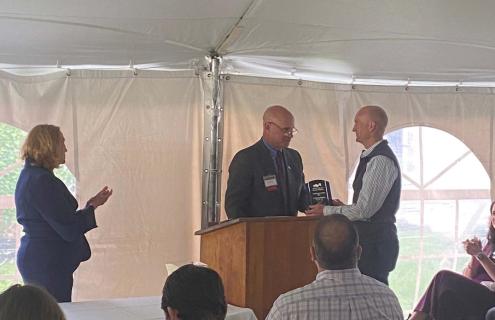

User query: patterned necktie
[276,150,289,213]
[276,151,285,179]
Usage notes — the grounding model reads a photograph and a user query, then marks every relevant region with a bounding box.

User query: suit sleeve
[27,173,97,242]
[225,152,252,219]
[295,151,310,212]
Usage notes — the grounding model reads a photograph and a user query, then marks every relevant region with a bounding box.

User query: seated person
[410,201,495,320]
[0,284,66,320]
[266,214,403,320]
[161,264,227,320]
[487,307,495,320]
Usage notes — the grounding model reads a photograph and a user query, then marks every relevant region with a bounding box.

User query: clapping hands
[87,186,113,209]
[463,237,482,256]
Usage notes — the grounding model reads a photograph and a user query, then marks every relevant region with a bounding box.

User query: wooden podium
[195,216,321,319]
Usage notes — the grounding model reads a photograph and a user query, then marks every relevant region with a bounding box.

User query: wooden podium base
[196,216,320,319]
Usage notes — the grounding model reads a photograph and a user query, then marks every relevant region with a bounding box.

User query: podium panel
[197,216,320,319]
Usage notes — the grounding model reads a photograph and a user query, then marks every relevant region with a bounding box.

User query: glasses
[268,122,298,136]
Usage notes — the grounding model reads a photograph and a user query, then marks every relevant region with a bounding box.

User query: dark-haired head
[0,284,66,320]
[487,201,495,246]
[161,264,227,320]
[312,214,361,270]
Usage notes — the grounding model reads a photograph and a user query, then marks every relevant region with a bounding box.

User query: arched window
[348,126,491,313]
[0,123,75,290]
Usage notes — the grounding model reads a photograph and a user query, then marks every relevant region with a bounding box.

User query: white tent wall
[221,76,347,214]
[0,70,204,299]
[221,75,495,220]
[1,70,494,300]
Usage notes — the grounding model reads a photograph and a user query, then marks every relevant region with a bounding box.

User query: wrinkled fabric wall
[0,70,204,300]
[221,76,495,219]
[221,77,346,220]
[1,71,494,299]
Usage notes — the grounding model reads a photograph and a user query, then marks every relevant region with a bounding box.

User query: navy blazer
[15,160,97,301]
[225,139,309,218]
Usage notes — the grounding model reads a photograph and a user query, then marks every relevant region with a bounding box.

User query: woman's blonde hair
[0,284,66,320]
[21,124,62,170]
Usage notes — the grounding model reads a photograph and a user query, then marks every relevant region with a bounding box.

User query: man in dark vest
[306,105,400,285]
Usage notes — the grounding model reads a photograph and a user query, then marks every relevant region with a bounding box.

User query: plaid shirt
[266,268,403,320]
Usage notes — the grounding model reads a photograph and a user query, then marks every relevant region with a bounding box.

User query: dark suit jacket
[225,139,308,218]
[15,160,97,302]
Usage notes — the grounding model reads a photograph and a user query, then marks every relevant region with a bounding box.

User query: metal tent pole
[201,54,224,229]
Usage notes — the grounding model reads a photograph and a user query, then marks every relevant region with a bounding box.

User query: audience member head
[262,105,297,150]
[21,124,67,171]
[311,214,361,271]
[353,105,388,148]
[161,264,227,320]
[487,201,495,246]
[0,284,66,320]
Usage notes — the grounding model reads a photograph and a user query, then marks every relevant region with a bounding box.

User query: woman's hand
[87,186,113,209]
[463,237,482,256]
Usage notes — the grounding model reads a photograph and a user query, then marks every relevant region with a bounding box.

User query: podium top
[195,215,321,235]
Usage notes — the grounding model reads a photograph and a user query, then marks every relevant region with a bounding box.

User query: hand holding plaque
[306,180,332,205]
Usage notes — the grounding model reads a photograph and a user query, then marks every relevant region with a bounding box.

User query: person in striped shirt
[306,105,401,285]
[266,214,403,320]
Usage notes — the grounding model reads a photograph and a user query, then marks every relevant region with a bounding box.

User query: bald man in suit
[225,105,309,218]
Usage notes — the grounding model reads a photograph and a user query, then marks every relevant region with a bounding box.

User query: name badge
[263,175,278,191]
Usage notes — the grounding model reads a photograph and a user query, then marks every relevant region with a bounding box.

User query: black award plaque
[306,180,332,205]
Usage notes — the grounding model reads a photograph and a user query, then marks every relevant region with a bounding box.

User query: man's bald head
[360,105,388,137]
[262,105,296,150]
[263,105,294,124]
[353,105,389,148]
[313,214,360,270]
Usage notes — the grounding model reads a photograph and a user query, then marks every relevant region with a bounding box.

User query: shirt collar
[361,139,385,158]
[315,268,362,281]
[24,158,51,173]
[262,138,281,159]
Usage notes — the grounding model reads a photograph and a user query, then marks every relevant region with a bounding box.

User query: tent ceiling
[2,0,495,83]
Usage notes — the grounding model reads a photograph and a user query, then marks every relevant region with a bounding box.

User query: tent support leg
[201,54,224,229]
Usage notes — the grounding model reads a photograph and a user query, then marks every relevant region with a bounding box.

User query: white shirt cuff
[323,205,338,215]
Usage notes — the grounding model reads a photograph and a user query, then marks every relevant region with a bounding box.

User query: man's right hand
[305,203,325,216]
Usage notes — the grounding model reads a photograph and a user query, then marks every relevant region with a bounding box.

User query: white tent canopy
[2,0,495,84]
[0,0,494,308]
